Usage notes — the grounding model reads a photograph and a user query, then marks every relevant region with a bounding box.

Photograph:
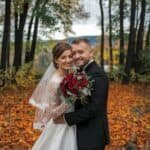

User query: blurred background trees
[0,0,150,87]
[0,0,88,86]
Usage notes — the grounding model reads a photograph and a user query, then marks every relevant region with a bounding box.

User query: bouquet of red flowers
[60,71,93,104]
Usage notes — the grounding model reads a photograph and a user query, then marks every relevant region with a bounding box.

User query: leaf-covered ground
[0,83,149,150]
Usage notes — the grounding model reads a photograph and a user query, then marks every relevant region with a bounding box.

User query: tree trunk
[13,2,29,71]
[99,0,104,69]
[123,0,136,84]
[25,16,35,63]
[1,0,11,71]
[135,0,140,33]
[119,0,125,65]
[135,0,146,74]
[25,0,41,63]
[14,12,21,71]
[109,0,113,71]
[25,0,48,64]
[145,21,150,49]
[30,17,39,63]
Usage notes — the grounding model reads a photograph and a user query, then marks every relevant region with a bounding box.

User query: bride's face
[56,49,73,70]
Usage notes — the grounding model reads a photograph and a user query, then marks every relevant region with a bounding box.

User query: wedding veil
[29,62,56,130]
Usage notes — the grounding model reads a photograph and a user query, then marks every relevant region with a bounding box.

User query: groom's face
[72,42,92,67]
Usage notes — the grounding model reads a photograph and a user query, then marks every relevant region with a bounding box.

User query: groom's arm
[64,73,109,126]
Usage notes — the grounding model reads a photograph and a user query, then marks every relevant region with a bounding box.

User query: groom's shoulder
[88,61,107,78]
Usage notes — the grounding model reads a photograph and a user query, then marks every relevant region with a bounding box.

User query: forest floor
[0,82,149,150]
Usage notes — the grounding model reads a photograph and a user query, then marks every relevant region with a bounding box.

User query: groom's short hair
[72,38,91,46]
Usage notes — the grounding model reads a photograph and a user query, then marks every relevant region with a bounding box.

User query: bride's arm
[46,80,69,120]
[50,102,68,120]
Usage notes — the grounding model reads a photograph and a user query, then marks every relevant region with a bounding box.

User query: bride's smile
[55,49,73,71]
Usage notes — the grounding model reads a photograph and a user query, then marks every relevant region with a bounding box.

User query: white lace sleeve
[45,76,69,120]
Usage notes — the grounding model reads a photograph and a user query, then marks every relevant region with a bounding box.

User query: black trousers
[79,145,105,150]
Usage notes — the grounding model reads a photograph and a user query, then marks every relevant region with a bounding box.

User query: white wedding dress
[32,72,77,150]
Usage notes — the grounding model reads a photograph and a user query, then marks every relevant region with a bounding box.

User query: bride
[29,42,77,150]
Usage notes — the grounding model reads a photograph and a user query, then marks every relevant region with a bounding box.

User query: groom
[54,38,110,150]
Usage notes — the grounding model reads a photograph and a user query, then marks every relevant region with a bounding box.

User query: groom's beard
[78,59,91,71]
[80,59,92,71]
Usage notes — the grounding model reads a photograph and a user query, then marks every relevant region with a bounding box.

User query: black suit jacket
[64,61,110,150]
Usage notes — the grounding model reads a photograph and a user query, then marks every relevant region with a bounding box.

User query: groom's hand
[53,115,65,124]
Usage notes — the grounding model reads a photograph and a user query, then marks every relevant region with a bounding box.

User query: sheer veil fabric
[29,63,57,130]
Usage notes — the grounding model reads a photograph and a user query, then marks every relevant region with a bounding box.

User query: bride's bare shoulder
[51,70,61,78]
[49,71,63,84]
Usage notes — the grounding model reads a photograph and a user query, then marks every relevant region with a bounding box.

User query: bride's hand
[50,103,68,120]
[53,115,65,124]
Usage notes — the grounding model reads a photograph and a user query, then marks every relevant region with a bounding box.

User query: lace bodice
[48,72,74,116]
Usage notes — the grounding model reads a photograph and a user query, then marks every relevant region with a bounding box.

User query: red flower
[82,78,88,86]
[68,82,74,90]
[60,71,92,104]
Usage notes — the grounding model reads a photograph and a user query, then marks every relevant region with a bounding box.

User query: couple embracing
[29,38,110,150]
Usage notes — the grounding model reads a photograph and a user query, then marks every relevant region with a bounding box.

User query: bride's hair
[52,42,72,68]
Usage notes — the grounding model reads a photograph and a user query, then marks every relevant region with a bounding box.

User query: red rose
[72,78,78,86]
[68,82,74,90]
[80,78,88,87]
[60,71,92,102]
[71,89,78,95]
[66,73,74,82]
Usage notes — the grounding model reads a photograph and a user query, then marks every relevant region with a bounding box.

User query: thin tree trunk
[25,0,48,64]
[13,2,29,71]
[123,0,136,84]
[145,21,150,49]
[30,0,48,61]
[119,0,124,65]
[99,0,104,69]
[109,0,113,71]
[135,0,146,74]
[25,16,35,63]
[135,0,140,33]
[30,17,39,62]
[1,0,11,71]
[14,12,21,71]
[25,0,41,63]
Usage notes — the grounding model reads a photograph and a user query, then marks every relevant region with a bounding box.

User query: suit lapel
[84,61,97,74]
